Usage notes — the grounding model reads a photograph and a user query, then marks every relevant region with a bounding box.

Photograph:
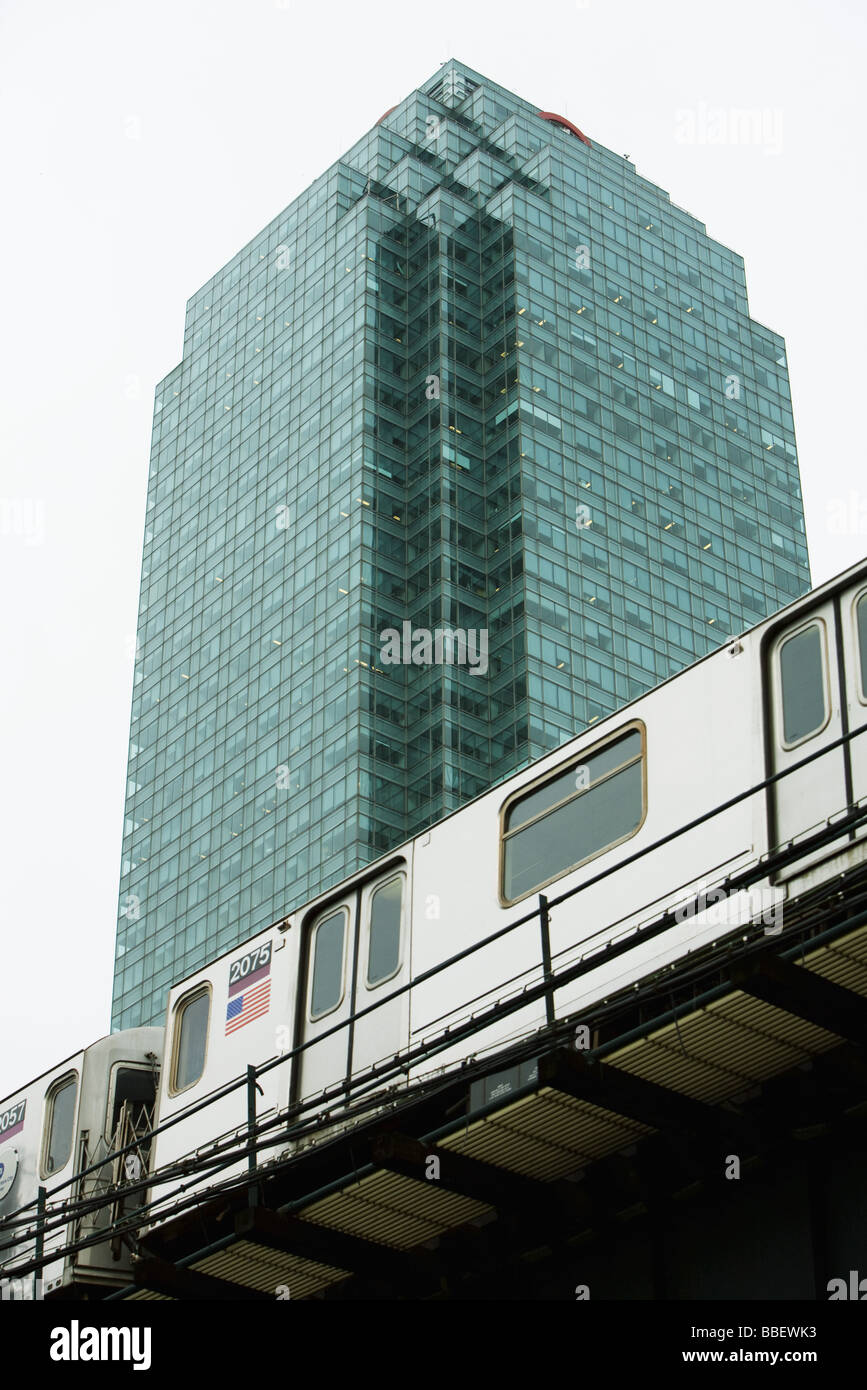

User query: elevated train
[0,1031,162,1296]
[2,556,866,1296]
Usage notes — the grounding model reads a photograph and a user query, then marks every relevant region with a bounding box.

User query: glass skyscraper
[113,60,810,1028]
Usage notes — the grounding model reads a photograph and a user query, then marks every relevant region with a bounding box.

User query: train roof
[0,1028,162,1107]
[0,1045,87,1107]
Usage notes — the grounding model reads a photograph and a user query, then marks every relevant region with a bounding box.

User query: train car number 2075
[228,943,272,985]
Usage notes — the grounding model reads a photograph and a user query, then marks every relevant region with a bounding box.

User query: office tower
[113,60,809,1027]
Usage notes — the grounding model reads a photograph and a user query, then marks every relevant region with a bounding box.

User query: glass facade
[112,61,810,1028]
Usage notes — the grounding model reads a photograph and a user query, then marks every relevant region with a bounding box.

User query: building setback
[113,60,810,1028]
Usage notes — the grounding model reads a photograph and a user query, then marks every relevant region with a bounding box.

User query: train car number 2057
[0,1101,26,1138]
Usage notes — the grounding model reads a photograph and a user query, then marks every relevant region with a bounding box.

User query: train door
[767,594,851,875]
[295,867,409,1115]
[73,1062,158,1277]
[843,582,867,810]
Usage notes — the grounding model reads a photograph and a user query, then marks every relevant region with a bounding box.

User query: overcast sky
[1,0,865,1099]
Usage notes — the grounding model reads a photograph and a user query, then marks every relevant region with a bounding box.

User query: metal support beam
[732,954,867,1046]
[369,1131,593,1226]
[539,1049,760,1152]
[34,1186,45,1302]
[233,1204,443,1292]
[246,1065,259,1208]
[539,893,555,1026]
[132,1257,270,1300]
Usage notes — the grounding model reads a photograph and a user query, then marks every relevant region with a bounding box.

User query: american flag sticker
[225,961,272,1035]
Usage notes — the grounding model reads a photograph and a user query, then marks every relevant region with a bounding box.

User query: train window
[857,591,867,701]
[108,1066,156,1136]
[778,622,828,745]
[367,877,403,987]
[501,726,645,903]
[42,1073,78,1176]
[170,986,210,1094]
[310,909,347,1019]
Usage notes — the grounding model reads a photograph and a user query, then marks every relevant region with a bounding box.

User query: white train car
[0,1029,162,1298]
[143,930,297,1205]
[144,558,867,1215]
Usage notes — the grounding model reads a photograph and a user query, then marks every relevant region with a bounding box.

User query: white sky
[1,0,865,1099]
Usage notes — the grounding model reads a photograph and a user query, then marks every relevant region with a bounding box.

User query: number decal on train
[0,1100,26,1138]
[228,942,272,986]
